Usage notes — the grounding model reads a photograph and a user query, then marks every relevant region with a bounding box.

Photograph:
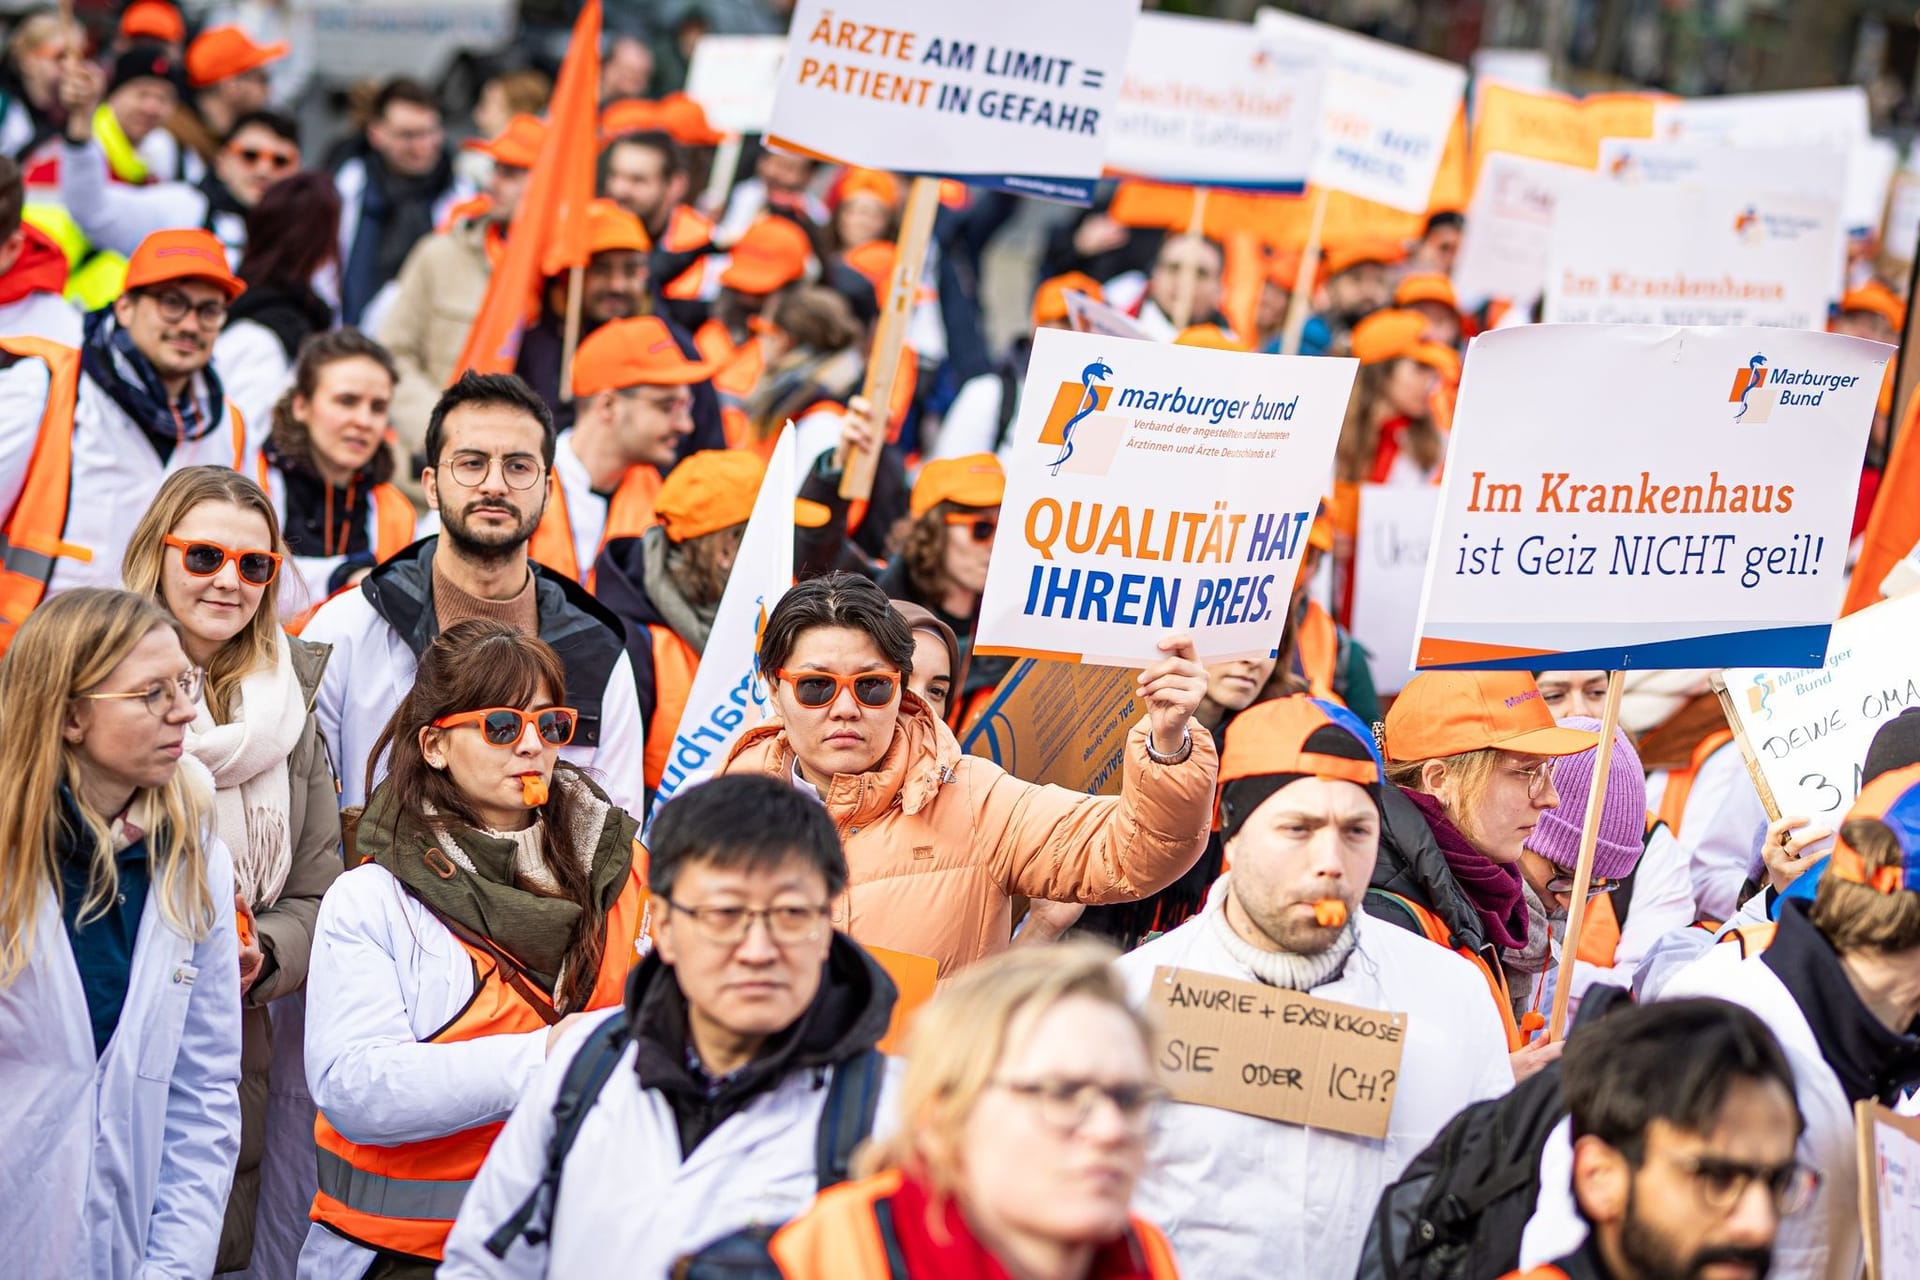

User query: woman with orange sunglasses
[121,465,341,1273]
[298,619,648,1279]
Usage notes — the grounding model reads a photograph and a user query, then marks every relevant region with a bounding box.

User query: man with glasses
[0,228,252,616]
[302,371,646,815]
[1116,696,1514,1278]
[440,774,901,1277]
[1511,999,1810,1280]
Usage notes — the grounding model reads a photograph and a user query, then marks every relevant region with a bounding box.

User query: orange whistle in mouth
[1313,898,1348,929]
[519,774,548,806]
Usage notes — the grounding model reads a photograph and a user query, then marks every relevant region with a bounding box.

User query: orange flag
[450,0,602,380]
[1843,381,1920,614]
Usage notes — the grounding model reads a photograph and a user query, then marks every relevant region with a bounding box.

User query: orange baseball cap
[586,199,651,255]
[1829,763,1920,895]
[1217,696,1384,835]
[720,217,812,295]
[1383,671,1599,761]
[572,316,716,396]
[1031,271,1101,328]
[832,167,901,210]
[1394,272,1460,315]
[1175,324,1249,352]
[1837,281,1904,333]
[599,98,662,142]
[1322,239,1406,279]
[1265,246,1304,290]
[120,0,185,45]
[124,228,245,300]
[657,93,725,146]
[463,114,548,169]
[185,25,288,87]
[1350,308,1456,374]
[911,453,1004,518]
[654,449,829,542]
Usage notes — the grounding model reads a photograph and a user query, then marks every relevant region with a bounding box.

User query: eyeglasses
[164,535,281,586]
[229,145,297,172]
[439,452,546,490]
[1503,760,1556,799]
[1647,1150,1822,1217]
[990,1077,1168,1135]
[775,668,900,709]
[144,289,228,328]
[1546,873,1620,897]
[943,513,998,543]
[665,899,832,946]
[74,666,203,717]
[626,389,695,417]
[431,706,579,746]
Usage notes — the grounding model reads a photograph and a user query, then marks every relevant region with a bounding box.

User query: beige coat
[721,695,1216,978]
[377,218,493,499]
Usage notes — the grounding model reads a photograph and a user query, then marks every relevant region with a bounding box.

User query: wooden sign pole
[558,265,585,404]
[1547,667,1625,1044]
[840,175,941,501]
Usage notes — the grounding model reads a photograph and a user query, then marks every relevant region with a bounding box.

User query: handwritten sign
[1105,11,1324,192]
[765,0,1139,203]
[975,327,1354,666]
[1858,1101,1920,1280]
[1147,965,1406,1138]
[1720,591,1920,821]
[960,658,1139,795]
[1350,484,1440,695]
[1412,325,1889,672]
[1450,151,1582,311]
[684,35,788,133]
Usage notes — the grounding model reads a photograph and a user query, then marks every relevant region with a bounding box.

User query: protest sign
[1471,83,1598,173]
[1849,137,1900,236]
[1596,138,1848,207]
[974,327,1355,666]
[1253,8,1466,213]
[1349,484,1440,695]
[1652,86,1868,150]
[683,34,788,134]
[1857,1102,1920,1280]
[1147,966,1406,1139]
[765,0,1139,203]
[1471,48,1552,91]
[647,424,801,819]
[1105,11,1323,192]
[1545,180,1843,329]
[960,659,1140,795]
[1412,325,1890,672]
[1451,152,1581,311]
[1880,171,1920,278]
[1719,591,1920,823]
[1066,288,1152,341]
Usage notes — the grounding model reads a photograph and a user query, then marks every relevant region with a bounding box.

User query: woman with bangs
[0,589,242,1276]
[121,465,342,1272]
[299,620,648,1279]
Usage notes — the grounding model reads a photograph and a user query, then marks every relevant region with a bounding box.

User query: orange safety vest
[1296,599,1340,703]
[660,204,715,302]
[1656,728,1735,837]
[1522,893,1623,1026]
[1496,1268,1570,1280]
[257,455,416,563]
[1372,889,1526,1051]
[768,1169,1183,1279]
[642,624,700,792]
[700,324,761,451]
[310,860,651,1261]
[528,465,664,587]
[1717,922,1777,958]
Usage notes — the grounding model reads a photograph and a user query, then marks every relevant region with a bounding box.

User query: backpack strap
[484,1016,632,1258]
[815,1048,886,1190]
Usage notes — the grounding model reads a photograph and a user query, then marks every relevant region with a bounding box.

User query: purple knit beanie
[1524,716,1646,880]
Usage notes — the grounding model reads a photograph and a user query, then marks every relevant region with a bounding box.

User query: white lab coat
[213,321,293,459]
[549,432,610,579]
[439,1009,905,1278]
[1672,742,1770,922]
[1117,901,1515,1279]
[0,834,243,1278]
[0,288,81,345]
[298,578,647,816]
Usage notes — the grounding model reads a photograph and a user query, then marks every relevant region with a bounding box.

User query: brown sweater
[431,553,539,635]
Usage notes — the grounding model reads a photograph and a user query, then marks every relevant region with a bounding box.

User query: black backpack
[484,1016,886,1274]
[1354,985,1633,1280]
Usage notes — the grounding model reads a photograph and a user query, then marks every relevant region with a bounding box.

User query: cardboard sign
[974,327,1355,666]
[1147,966,1406,1138]
[1104,11,1323,192]
[960,659,1140,795]
[1546,179,1843,330]
[1253,8,1466,214]
[1858,1101,1920,1280]
[765,0,1139,203]
[1065,288,1152,341]
[683,35,788,134]
[1412,325,1890,671]
[1451,152,1582,311]
[1350,484,1440,695]
[1720,591,1920,822]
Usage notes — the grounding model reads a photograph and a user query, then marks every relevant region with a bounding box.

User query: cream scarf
[187,631,307,905]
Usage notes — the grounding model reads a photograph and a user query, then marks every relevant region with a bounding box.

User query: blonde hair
[855,940,1149,1191]
[1811,817,1920,952]
[1386,748,1500,815]
[0,590,215,985]
[122,467,288,723]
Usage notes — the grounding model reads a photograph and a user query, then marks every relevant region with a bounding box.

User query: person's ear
[63,701,88,747]
[1419,758,1450,802]
[418,724,446,771]
[112,292,136,328]
[1571,1135,1632,1227]
[421,458,441,512]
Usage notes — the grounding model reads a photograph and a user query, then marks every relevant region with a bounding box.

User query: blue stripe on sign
[1419,624,1837,674]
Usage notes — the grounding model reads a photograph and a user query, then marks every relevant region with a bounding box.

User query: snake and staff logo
[1730,353,1771,423]
[1038,358,1117,476]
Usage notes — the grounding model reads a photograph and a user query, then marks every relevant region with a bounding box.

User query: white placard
[1596,138,1848,206]
[766,0,1140,203]
[1254,7,1466,213]
[1065,289,1152,341]
[975,328,1355,665]
[1105,11,1324,191]
[1451,152,1582,312]
[1471,48,1552,91]
[1847,137,1900,235]
[1412,325,1890,672]
[683,35,788,134]
[1651,87,1868,150]
[1350,484,1440,695]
